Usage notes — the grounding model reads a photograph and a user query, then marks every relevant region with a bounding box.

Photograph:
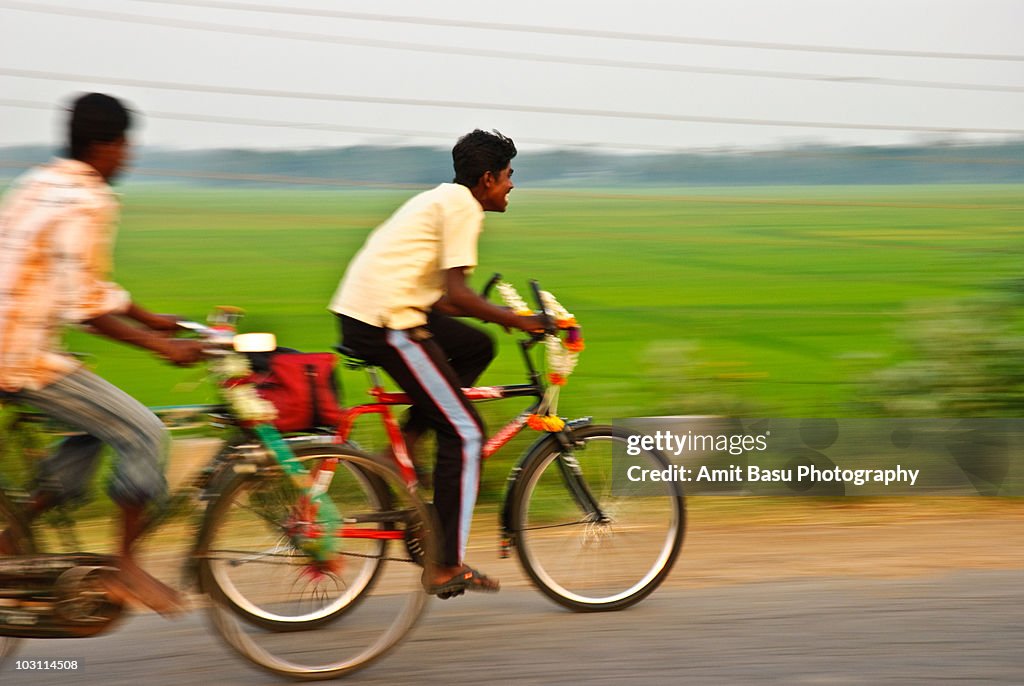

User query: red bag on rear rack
[245,350,344,432]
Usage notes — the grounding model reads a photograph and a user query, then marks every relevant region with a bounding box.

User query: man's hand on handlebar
[155,338,206,366]
[85,309,208,366]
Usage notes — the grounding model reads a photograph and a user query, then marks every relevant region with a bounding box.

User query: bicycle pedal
[436,588,465,600]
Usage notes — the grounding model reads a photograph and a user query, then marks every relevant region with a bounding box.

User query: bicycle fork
[551,431,609,525]
[500,419,607,557]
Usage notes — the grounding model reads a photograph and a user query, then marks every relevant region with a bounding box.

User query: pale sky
[0,0,1022,152]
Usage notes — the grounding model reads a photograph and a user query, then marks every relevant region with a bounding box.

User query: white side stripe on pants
[386,329,482,562]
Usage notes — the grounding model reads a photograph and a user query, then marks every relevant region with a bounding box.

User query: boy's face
[478,165,514,212]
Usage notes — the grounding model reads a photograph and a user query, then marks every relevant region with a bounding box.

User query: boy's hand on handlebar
[156,338,206,366]
[516,314,547,333]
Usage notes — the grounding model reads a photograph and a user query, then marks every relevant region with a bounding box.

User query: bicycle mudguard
[499,416,593,551]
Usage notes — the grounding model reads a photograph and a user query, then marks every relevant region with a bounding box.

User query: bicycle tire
[510,424,685,612]
[198,446,437,680]
[0,490,32,665]
[196,444,392,631]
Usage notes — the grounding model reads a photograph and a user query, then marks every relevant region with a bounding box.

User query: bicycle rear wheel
[0,491,32,665]
[198,447,437,680]
[197,445,393,631]
[511,425,685,612]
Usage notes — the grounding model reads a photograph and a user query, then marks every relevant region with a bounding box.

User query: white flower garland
[496,281,584,431]
[496,281,532,315]
[211,353,279,423]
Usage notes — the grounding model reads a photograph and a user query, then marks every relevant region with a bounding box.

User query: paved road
[2,570,1021,685]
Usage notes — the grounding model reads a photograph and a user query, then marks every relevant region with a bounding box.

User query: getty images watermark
[613,418,1024,496]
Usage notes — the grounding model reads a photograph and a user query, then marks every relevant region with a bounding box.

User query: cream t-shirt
[329,183,484,329]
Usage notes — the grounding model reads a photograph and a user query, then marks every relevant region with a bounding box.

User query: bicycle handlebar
[175,319,237,353]
[528,279,557,336]
[481,273,502,299]
[482,273,559,339]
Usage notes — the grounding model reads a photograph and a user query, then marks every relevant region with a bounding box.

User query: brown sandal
[423,565,500,599]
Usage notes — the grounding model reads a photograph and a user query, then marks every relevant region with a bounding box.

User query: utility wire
[2,73,1022,136]
[129,0,1024,63]
[0,98,698,152]
[1,2,1022,94]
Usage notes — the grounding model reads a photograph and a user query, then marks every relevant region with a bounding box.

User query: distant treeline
[1,142,1022,187]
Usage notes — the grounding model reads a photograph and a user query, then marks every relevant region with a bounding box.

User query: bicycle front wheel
[511,425,685,612]
[197,446,437,680]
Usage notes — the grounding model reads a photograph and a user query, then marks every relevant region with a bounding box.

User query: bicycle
[0,310,440,681]
[0,279,685,680]
[181,279,685,675]
[321,277,686,612]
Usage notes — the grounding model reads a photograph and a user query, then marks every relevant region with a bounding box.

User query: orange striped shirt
[0,159,131,391]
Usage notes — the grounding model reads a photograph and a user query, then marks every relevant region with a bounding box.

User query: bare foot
[103,558,186,617]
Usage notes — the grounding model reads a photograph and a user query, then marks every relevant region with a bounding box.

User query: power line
[2,72,1022,137]
[129,0,1024,63]
[1,2,1022,94]
[0,98,696,152]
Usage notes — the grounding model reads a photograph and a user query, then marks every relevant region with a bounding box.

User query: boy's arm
[431,294,468,317]
[442,267,543,332]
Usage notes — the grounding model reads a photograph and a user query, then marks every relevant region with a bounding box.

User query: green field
[1,182,1020,507]
[61,183,1018,420]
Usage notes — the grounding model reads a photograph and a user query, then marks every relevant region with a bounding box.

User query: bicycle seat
[332,345,375,370]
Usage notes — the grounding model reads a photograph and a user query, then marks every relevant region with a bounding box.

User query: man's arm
[123,302,180,332]
[65,202,203,364]
[85,311,204,365]
[443,268,543,331]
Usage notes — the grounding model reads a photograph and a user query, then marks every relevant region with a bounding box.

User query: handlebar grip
[482,273,502,299]
[175,320,236,350]
[175,320,209,334]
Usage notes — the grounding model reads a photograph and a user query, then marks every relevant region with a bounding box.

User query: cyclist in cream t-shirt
[330,130,542,597]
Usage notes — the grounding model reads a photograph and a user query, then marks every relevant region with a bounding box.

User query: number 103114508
[14,659,81,671]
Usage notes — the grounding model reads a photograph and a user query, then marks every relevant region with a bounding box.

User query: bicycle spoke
[198,447,435,679]
[514,427,685,611]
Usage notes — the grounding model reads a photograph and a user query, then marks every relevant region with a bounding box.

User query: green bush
[867,279,1024,417]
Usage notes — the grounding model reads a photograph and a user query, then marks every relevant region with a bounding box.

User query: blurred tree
[867,279,1024,417]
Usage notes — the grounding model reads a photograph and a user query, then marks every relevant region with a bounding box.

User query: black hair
[452,129,517,188]
[66,93,132,161]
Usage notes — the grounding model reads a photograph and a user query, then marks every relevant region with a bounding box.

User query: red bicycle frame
[333,381,543,488]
